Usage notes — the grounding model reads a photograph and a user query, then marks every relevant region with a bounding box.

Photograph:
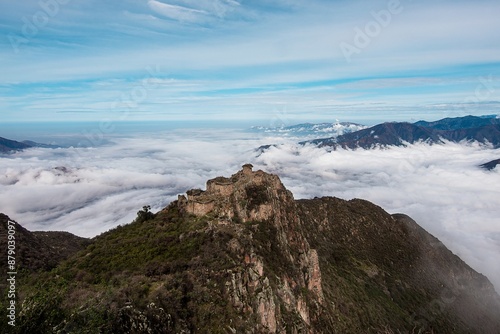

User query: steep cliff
[1,166,499,333]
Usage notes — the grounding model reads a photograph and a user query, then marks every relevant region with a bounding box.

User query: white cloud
[0,128,499,292]
[3,0,500,123]
[147,0,208,23]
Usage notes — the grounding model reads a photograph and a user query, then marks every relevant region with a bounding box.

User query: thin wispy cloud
[147,1,208,23]
[1,0,499,121]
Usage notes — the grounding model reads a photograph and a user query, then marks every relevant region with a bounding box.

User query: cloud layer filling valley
[0,128,499,291]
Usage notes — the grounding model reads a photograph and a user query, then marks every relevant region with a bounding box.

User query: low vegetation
[1,170,499,333]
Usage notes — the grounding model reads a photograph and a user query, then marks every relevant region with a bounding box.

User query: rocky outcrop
[179,165,326,332]
[180,164,292,223]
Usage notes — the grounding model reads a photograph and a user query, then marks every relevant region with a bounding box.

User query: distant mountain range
[0,137,60,153]
[414,115,500,130]
[0,137,32,153]
[302,115,500,149]
[252,121,366,137]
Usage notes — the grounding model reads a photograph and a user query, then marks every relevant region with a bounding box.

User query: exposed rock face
[181,164,292,223]
[180,165,325,332]
[305,249,323,304]
[5,166,500,333]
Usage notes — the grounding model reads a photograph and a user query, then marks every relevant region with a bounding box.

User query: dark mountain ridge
[21,140,61,149]
[414,115,500,130]
[0,136,60,153]
[0,213,90,272]
[302,115,500,149]
[306,122,441,149]
[1,165,499,333]
[0,136,32,153]
[480,158,500,170]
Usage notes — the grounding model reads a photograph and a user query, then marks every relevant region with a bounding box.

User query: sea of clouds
[0,126,499,291]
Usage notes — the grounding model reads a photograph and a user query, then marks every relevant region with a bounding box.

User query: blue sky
[1,0,500,123]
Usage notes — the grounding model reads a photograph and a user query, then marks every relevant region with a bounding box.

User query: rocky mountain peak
[179,164,293,224]
[178,165,324,331]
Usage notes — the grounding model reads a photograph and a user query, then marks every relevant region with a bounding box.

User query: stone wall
[187,200,215,216]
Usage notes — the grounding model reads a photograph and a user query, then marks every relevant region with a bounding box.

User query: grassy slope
[2,197,499,333]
